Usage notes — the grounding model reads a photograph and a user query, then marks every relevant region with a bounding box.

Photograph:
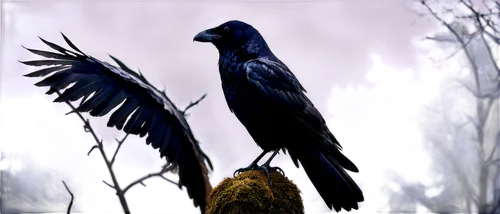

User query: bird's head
[194,20,269,55]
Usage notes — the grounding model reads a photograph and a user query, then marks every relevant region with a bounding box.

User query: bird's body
[195,20,364,212]
[219,57,284,152]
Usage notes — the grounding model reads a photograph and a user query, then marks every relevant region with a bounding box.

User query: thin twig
[62,181,74,214]
[103,180,115,189]
[111,133,129,165]
[182,93,207,115]
[425,35,457,43]
[122,166,179,194]
[87,145,99,156]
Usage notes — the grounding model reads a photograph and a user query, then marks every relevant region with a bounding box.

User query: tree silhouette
[380,0,500,213]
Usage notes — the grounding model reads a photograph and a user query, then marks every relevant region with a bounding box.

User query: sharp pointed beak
[193,28,221,43]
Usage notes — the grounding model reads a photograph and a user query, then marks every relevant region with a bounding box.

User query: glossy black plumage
[194,20,364,212]
[21,34,213,213]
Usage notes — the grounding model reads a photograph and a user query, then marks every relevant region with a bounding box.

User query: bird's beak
[193,28,221,43]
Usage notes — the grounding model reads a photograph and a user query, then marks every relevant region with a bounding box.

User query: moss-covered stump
[206,170,304,214]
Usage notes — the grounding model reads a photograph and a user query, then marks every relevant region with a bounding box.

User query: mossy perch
[206,170,304,214]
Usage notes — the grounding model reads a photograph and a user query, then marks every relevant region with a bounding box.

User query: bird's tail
[290,148,364,212]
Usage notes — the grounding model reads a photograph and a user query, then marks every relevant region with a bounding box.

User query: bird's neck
[219,44,273,63]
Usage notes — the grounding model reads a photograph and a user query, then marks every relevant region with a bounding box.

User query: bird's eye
[223,26,230,33]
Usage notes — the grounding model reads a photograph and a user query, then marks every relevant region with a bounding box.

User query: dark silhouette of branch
[54,89,203,213]
[424,35,457,43]
[111,134,129,165]
[182,93,207,116]
[87,145,98,156]
[426,32,479,62]
[460,0,500,75]
[122,165,179,194]
[62,181,75,210]
[420,0,482,97]
[476,3,500,34]
[103,180,115,189]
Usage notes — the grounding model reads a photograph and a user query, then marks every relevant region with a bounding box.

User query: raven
[194,20,364,212]
[21,34,213,213]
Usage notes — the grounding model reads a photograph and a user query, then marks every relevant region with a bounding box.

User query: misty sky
[0,1,459,213]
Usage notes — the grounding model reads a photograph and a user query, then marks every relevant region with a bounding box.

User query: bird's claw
[255,164,285,186]
[233,163,285,186]
[272,166,286,177]
[233,163,259,177]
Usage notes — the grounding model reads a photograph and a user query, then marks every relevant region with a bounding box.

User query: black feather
[23,66,70,78]
[109,55,136,74]
[203,150,214,170]
[145,124,156,145]
[34,69,73,87]
[20,60,73,67]
[90,90,127,117]
[149,123,165,149]
[78,86,117,113]
[38,36,80,56]
[171,132,184,165]
[160,125,173,153]
[146,113,162,138]
[54,79,101,103]
[47,74,81,92]
[61,32,85,55]
[22,46,76,61]
[139,114,152,138]
[123,106,146,134]
[108,98,140,130]
[125,107,153,135]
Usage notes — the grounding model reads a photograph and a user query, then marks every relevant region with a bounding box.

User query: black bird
[21,34,213,213]
[194,20,364,212]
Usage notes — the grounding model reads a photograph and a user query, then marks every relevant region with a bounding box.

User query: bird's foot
[266,165,285,177]
[233,163,285,185]
[233,163,260,177]
[258,163,285,186]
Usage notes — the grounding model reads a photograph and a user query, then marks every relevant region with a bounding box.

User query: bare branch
[110,133,129,165]
[425,35,457,43]
[422,0,482,92]
[182,93,207,115]
[122,166,179,194]
[103,180,115,189]
[87,145,99,156]
[462,0,500,75]
[62,180,75,210]
[55,90,131,213]
[427,32,478,62]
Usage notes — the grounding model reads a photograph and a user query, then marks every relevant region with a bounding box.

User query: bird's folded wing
[21,34,213,212]
[244,57,309,109]
[245,58,342,150]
